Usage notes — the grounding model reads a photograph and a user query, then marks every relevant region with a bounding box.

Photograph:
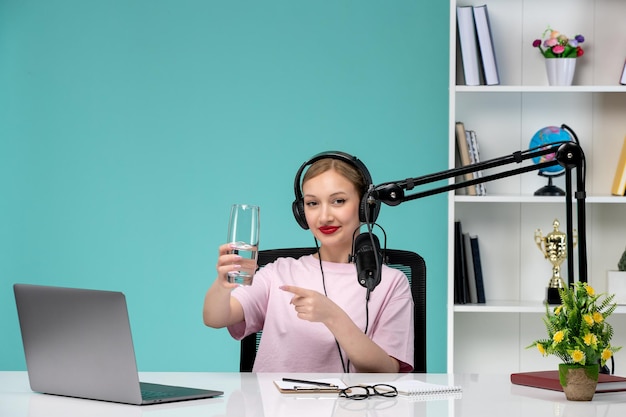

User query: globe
[529,125,573,196]
[529,126,572,174]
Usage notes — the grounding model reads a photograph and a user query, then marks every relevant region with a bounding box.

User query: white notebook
[367,379,462,399]
[393,380,462,396]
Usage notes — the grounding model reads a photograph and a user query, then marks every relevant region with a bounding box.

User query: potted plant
[528,281,621,401]
[532,27,585,86]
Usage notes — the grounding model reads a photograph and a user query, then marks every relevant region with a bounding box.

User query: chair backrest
[239,247,427,373]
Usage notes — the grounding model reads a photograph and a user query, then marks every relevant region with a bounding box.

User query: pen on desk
[282,378,339,388]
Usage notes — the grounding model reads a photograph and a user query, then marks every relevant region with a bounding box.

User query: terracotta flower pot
[559,363,599,401]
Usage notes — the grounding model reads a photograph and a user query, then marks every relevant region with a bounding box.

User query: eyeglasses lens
[340,384,398,400]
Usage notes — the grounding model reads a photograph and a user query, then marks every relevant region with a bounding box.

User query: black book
[454,221,468,304]
[463,233,478,303]
[470,235,486,303]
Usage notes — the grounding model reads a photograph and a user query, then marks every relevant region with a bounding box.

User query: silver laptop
[13,283,223,405]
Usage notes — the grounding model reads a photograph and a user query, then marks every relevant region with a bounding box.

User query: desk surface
[1,371,626,417]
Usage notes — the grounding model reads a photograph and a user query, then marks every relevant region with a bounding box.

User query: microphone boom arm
[368,140,587,286]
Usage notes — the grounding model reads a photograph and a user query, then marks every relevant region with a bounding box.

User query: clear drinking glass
[226,204,260,286]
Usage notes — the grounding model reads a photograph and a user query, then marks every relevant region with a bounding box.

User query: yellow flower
[571,350,585,364]
[537,343,546,356]
[553,331,564,343]
[528,281,621,367]
[583,333,597,346]
[593,311,604,324]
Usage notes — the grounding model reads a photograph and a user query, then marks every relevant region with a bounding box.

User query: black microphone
[353,232,383,293]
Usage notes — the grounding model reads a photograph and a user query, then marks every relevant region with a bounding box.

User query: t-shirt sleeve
[226,264,274,340]
[369,267,415,373]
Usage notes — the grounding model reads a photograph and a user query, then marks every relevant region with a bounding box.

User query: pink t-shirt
[228,254,414,372]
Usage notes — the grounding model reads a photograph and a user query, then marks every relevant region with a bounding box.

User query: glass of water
[226,204,260,285]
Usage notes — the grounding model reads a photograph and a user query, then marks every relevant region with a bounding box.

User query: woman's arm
[203,243,245,328]
[280,285,400,373]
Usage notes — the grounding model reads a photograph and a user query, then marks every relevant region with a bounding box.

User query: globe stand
[534,172,565,196]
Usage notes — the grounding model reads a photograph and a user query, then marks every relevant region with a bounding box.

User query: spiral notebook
[367,379,462,399]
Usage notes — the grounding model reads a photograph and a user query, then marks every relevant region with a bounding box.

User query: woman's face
[302,168,362,261]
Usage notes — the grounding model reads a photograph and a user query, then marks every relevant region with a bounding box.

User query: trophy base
[546,287,562,305]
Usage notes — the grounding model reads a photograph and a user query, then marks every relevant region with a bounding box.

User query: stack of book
[455,121,486,196]
[456,4,500,86]
[454,220,486,304]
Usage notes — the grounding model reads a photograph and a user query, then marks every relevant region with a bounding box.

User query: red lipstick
[319,226,340,235]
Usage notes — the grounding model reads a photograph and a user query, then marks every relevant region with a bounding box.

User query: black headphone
[292,151,381,230]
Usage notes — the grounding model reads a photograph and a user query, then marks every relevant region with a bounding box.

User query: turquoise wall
[0,0,449,372]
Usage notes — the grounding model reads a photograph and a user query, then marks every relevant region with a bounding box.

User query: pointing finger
[279,285,307,296]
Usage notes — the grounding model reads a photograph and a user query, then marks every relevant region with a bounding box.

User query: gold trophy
[534,219,577,304]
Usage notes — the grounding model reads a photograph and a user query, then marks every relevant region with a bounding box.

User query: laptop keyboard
[139,382,216,401]
[141,389,176,400]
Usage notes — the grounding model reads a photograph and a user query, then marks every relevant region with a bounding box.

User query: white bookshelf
[448,0,626,374]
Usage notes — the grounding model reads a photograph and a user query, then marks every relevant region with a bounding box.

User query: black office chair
[239,247,427,373]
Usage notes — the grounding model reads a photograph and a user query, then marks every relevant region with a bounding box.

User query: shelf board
[455,85,626,93]
[454,300,547,313]
[454,301,626,314]
[454,195,626,204]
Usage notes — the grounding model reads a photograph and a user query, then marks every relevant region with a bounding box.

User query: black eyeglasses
[339,384,398,400]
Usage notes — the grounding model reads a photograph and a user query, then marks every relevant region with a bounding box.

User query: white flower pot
[607,270,626,305]
[545,58,577,86]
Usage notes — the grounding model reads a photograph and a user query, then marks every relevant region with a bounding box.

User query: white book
[469,130,487,196]
[456,6,481,86]
[465,130,487,196]
[473,4,500,85]
[621,59,626,85]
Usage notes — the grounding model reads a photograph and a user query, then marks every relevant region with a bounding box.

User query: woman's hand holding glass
[216,243,245,289]
[226,204,260,286]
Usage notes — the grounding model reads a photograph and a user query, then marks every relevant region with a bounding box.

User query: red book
[511,370,626,393]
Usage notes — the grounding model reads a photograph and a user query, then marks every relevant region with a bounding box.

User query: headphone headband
[291,151,380,229]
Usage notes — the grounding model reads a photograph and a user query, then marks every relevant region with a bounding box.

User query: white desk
[2,371,626,416]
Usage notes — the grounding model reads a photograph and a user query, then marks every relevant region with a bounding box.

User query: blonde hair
[302,158,366,198]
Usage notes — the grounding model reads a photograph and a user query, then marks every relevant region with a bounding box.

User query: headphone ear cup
[359,194,381,224]
[292,199,309,230]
